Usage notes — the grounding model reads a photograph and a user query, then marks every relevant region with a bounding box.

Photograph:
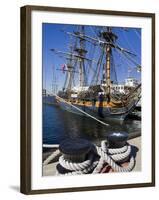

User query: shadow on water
[43,104,141,145]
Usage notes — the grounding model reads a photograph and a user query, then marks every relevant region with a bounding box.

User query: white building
[111,78,139,94]
[125,78,138,87]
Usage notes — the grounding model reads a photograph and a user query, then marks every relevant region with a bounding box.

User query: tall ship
[50,26,141,120]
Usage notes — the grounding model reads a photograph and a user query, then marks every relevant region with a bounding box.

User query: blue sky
[42,23,141,92]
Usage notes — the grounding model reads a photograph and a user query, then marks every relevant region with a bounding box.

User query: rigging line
[90,48,104,85]
[67,36,75,90]
[87,60,97,74]
[54,94,110,127]
[89,26,100,40]
[114,49,131,65]
[121,29,134,53]
[113,56,118,83]
[86,43,96,77]
[123,51,141,67]
[115,47,139,69]
[134,29,141,39]
[95,49,105,85]
[96,59,103,85]
[102,28,136,57]
[86,43,93,75]
[72,75,76,87]
[72,58,78,87]
[83,61,87,86]
[114,48,125,65]
[88,26,106,52]
[120,30,141,64]
[63,71,68,91]
[87,45,97,75]
[111,52,118,83]
[114,48,132,78]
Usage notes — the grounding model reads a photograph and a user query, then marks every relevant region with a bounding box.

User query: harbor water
[43,99,141,145]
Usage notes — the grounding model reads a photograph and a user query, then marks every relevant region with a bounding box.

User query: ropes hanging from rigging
[90,48,104,85]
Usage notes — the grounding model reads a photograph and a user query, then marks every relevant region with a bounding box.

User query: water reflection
[43,104,141,145]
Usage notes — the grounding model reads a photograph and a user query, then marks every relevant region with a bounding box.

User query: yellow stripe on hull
[65,100,125,108]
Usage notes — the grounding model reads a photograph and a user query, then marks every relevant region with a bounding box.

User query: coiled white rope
[43,149,61,166]
[56,140,135,175]
[93,141,135,173]
[56,159,99,176]
[59,154,94,171]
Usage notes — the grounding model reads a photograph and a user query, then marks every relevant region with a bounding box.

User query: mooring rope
[43,149,61,166]
[56,161,99,176]
[93,141,135,173]
[59,154,94,171]
[54,140,135,175]
[54,94,109,127]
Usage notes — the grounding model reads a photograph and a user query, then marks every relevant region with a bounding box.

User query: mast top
[99,27,118,44]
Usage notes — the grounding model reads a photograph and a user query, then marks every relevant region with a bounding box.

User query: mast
[67,44,74,91]
[51,65,58,94]
[100,27,117,100]
[74,26,87,87]
[106,35,111,97]
[79,26,84,87]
